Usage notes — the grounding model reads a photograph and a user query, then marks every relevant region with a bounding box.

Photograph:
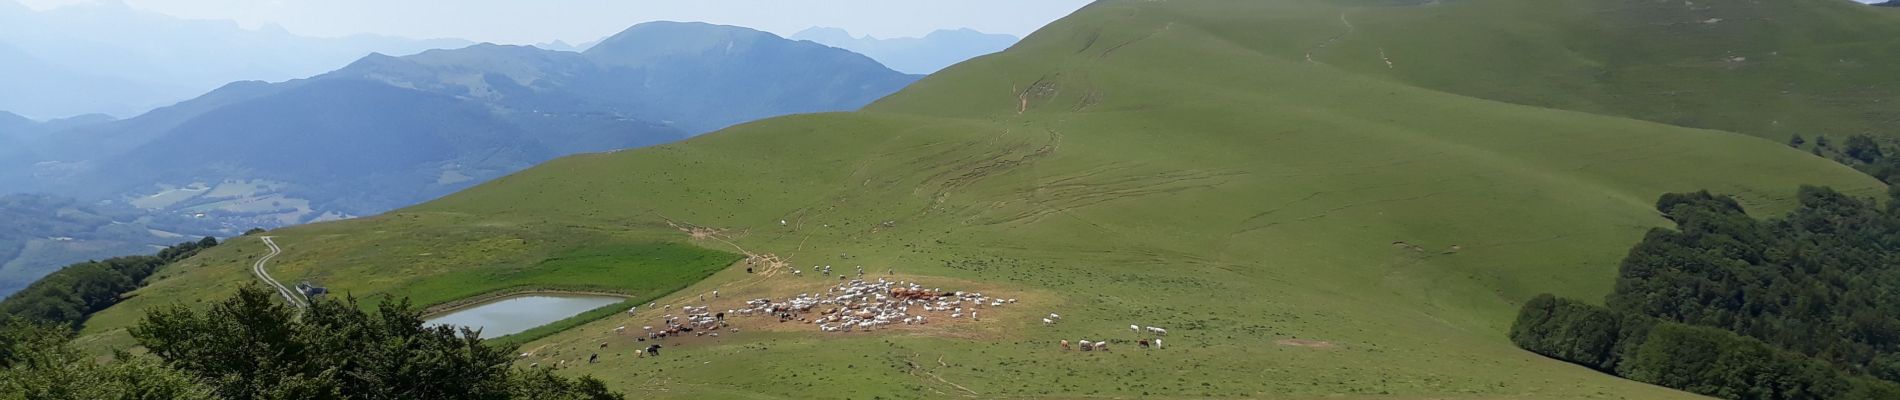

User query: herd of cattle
[518,272,1173,370]
[737,278,1015,332]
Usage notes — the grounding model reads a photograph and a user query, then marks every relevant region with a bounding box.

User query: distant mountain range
[0,0,471,119]
[0,21,917,298]
[791,27,1018,74]
[10,21,917,220]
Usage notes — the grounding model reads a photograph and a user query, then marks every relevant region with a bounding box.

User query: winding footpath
[252,237,307,310]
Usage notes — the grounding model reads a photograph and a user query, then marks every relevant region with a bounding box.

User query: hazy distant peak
[792,26,859,42]
[789,26,1018,74]
[42,113,115,128]
[0,110,30,126]
[923,27,1010,39]
[590,21,780,51]
[584,21,804,67]
[257,22,293,36]
[533,39,580,52]
[339,52,404,70]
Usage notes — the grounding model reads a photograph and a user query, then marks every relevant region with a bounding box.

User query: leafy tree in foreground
[0,317,215,400]
[133,286,623,400]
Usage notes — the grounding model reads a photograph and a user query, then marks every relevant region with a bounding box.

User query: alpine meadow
[9,0,1900,399]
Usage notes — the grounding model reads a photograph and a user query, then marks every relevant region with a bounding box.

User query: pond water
[424,294,625,339]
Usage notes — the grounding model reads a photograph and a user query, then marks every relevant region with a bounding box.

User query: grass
[76,0,1900,398]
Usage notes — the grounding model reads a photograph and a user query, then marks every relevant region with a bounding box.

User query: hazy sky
[16,0,1096,44]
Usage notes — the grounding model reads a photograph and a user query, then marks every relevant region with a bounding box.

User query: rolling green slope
[78,0,1890,398]
[1238,0,1900,142]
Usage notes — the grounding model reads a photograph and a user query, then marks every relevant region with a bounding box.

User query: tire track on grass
[252,236,306,311]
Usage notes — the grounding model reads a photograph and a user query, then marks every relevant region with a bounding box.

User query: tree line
[0,237,218,329]
[1513,186,1900,399]
[1513,295,1900,399]
[1791,133,1900,184]
[3,286,623,399]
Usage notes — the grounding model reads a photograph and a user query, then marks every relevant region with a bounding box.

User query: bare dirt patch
[1276,338,1339,348]
[516,271,1055,369]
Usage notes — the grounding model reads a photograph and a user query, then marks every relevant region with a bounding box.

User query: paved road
[252,236,306,309]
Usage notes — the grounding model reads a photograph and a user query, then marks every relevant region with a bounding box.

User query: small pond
[424,294,625,339]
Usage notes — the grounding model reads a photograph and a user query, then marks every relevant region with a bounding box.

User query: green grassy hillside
[1225,0,1900,143]
[78,0,1892,398]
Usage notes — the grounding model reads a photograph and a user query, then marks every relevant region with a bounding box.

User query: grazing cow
[1139,339,1151,348]
[1147,326,1168,335]
[1048,313,1061,321]
[615,326,627,334]
[589,353,599,363]
[1079,340,1094,351]
[1061,339,1072,350]
[1042,318,1054,326]
[636,350,645,358]
[1130,324,1141,333]
[1154,338,1163,349]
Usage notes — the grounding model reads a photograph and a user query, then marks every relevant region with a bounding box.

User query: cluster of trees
[1612,188,1900,380]
[4,286,623,399]
[0,237,218,328]
[1791,134,1900,184]
[1513,295,1900,399]
[1513,187,1900,399]
[1,317,213,399]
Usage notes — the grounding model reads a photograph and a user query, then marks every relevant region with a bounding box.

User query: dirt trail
[252,236,306,311]
[1305,11,1358,63]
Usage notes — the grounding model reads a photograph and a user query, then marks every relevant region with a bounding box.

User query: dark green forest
[1513,187,1900,399]
[0,237,218,329]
